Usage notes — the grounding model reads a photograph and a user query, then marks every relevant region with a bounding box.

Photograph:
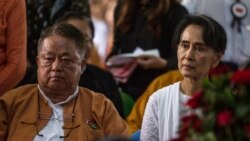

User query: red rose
[231,70,250,85]
[186,90,203,109]
[180,115,192,134]
[193,118,202,131]
[180,114,201,133]
[209,64,231,76]
[216,110,233,126]
[177,114,201,141]
[244,123,250,138]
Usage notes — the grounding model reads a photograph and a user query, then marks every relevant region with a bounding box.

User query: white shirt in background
[92,17,109,61]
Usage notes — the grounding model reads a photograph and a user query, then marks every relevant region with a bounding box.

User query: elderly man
[18,12,125,118]
[0,23,128,141]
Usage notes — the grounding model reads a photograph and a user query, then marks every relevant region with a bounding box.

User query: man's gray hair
[37,23,86,58]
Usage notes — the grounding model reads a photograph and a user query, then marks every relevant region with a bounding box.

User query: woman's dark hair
[116,0,177,36]
[37,23,86,58]
[172,14,227,54]
[56,11,95,39]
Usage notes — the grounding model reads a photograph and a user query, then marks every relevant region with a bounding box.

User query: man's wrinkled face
[37,35,85,92]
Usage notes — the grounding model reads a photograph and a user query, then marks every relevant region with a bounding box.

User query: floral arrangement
[172,68,250,141]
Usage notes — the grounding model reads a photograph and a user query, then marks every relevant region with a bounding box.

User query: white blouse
[141,82,190,141]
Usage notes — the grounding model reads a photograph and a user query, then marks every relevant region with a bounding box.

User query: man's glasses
[83,33,94,46]
[21,92,80,138]
[38,54,80,67]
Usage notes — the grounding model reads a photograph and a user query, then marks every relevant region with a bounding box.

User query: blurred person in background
[104,0,118,60]
[0,0,27,95]
[106,0,188,100]
[89,0,109,68]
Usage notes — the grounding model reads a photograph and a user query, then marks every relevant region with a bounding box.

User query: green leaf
[203,112,215,130]
[203,131,217,141]
[223,87,235,105]
[236,105,250,118]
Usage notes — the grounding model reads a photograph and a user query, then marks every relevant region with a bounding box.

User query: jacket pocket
[82,123,104,141]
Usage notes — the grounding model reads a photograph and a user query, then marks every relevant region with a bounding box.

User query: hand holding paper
[106,47,160,67]
[137,55,167,69]
[106,47,161,83]
[107,48,159,83]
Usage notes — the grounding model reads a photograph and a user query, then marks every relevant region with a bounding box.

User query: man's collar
[37,85,79,106]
